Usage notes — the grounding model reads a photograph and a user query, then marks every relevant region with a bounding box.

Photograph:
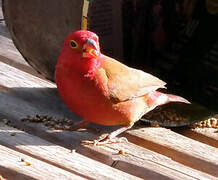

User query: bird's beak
[82,38,99,58]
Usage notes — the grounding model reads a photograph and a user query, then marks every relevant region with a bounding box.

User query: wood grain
[0,123,142,180]
[0,144,85,180]
[1,122,217,180]
[0,2,2,19]
[125,126,218,177]
[178,128,218,148]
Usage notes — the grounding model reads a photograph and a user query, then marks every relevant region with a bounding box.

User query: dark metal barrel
[3,0,83,80]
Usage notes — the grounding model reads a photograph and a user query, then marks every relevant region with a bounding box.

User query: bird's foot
[82,135,128,146]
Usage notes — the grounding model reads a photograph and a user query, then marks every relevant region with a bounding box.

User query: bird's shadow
[0,86,215,147]
[0,87,126,146]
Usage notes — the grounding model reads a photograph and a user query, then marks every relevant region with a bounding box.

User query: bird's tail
[166,94,191,104]
[147,91,190,107]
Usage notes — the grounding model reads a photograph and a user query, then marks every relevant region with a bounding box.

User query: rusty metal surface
[3,0,83,80]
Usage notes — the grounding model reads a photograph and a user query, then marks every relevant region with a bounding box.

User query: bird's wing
[96,55,166,102]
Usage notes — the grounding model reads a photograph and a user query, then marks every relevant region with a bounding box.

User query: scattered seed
[25,161,31,166]
[20,115,74,130]
[20,158,31,166]
[118,149,125,155]
[10,132,16,136]
[2,118,10,125]
[70,149,76,153]
[191,117,218,129]
[151,123,160,127]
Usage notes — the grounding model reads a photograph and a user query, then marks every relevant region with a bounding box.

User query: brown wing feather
[98,54,166,102]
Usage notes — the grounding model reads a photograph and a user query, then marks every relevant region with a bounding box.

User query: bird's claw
[82,136,128,146]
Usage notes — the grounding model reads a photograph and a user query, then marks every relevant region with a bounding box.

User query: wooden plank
[0,144,86,180]
[125,126,218,177]
[1,118,217,180]
[1,122,216,180]
[178,128,218,148]
[0,123,142,180]
[0,33,45,78]
[191,128,218,141]
[0,61,54,88]
[5,119,218,180]
[0,23,10,38]
[105,141,217,180]
[0,2,3,19]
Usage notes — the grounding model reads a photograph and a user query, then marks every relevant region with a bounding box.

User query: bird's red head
[57,30,101,75]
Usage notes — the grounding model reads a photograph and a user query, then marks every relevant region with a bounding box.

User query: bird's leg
[55,119,88,131]
[82,124,133,145]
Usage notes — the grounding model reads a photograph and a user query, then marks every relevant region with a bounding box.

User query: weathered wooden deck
[0,4,218,180]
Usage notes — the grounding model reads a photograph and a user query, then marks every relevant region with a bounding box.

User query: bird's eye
[70,40,78,49]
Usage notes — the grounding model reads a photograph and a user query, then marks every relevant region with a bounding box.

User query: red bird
[55,30,190,145]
